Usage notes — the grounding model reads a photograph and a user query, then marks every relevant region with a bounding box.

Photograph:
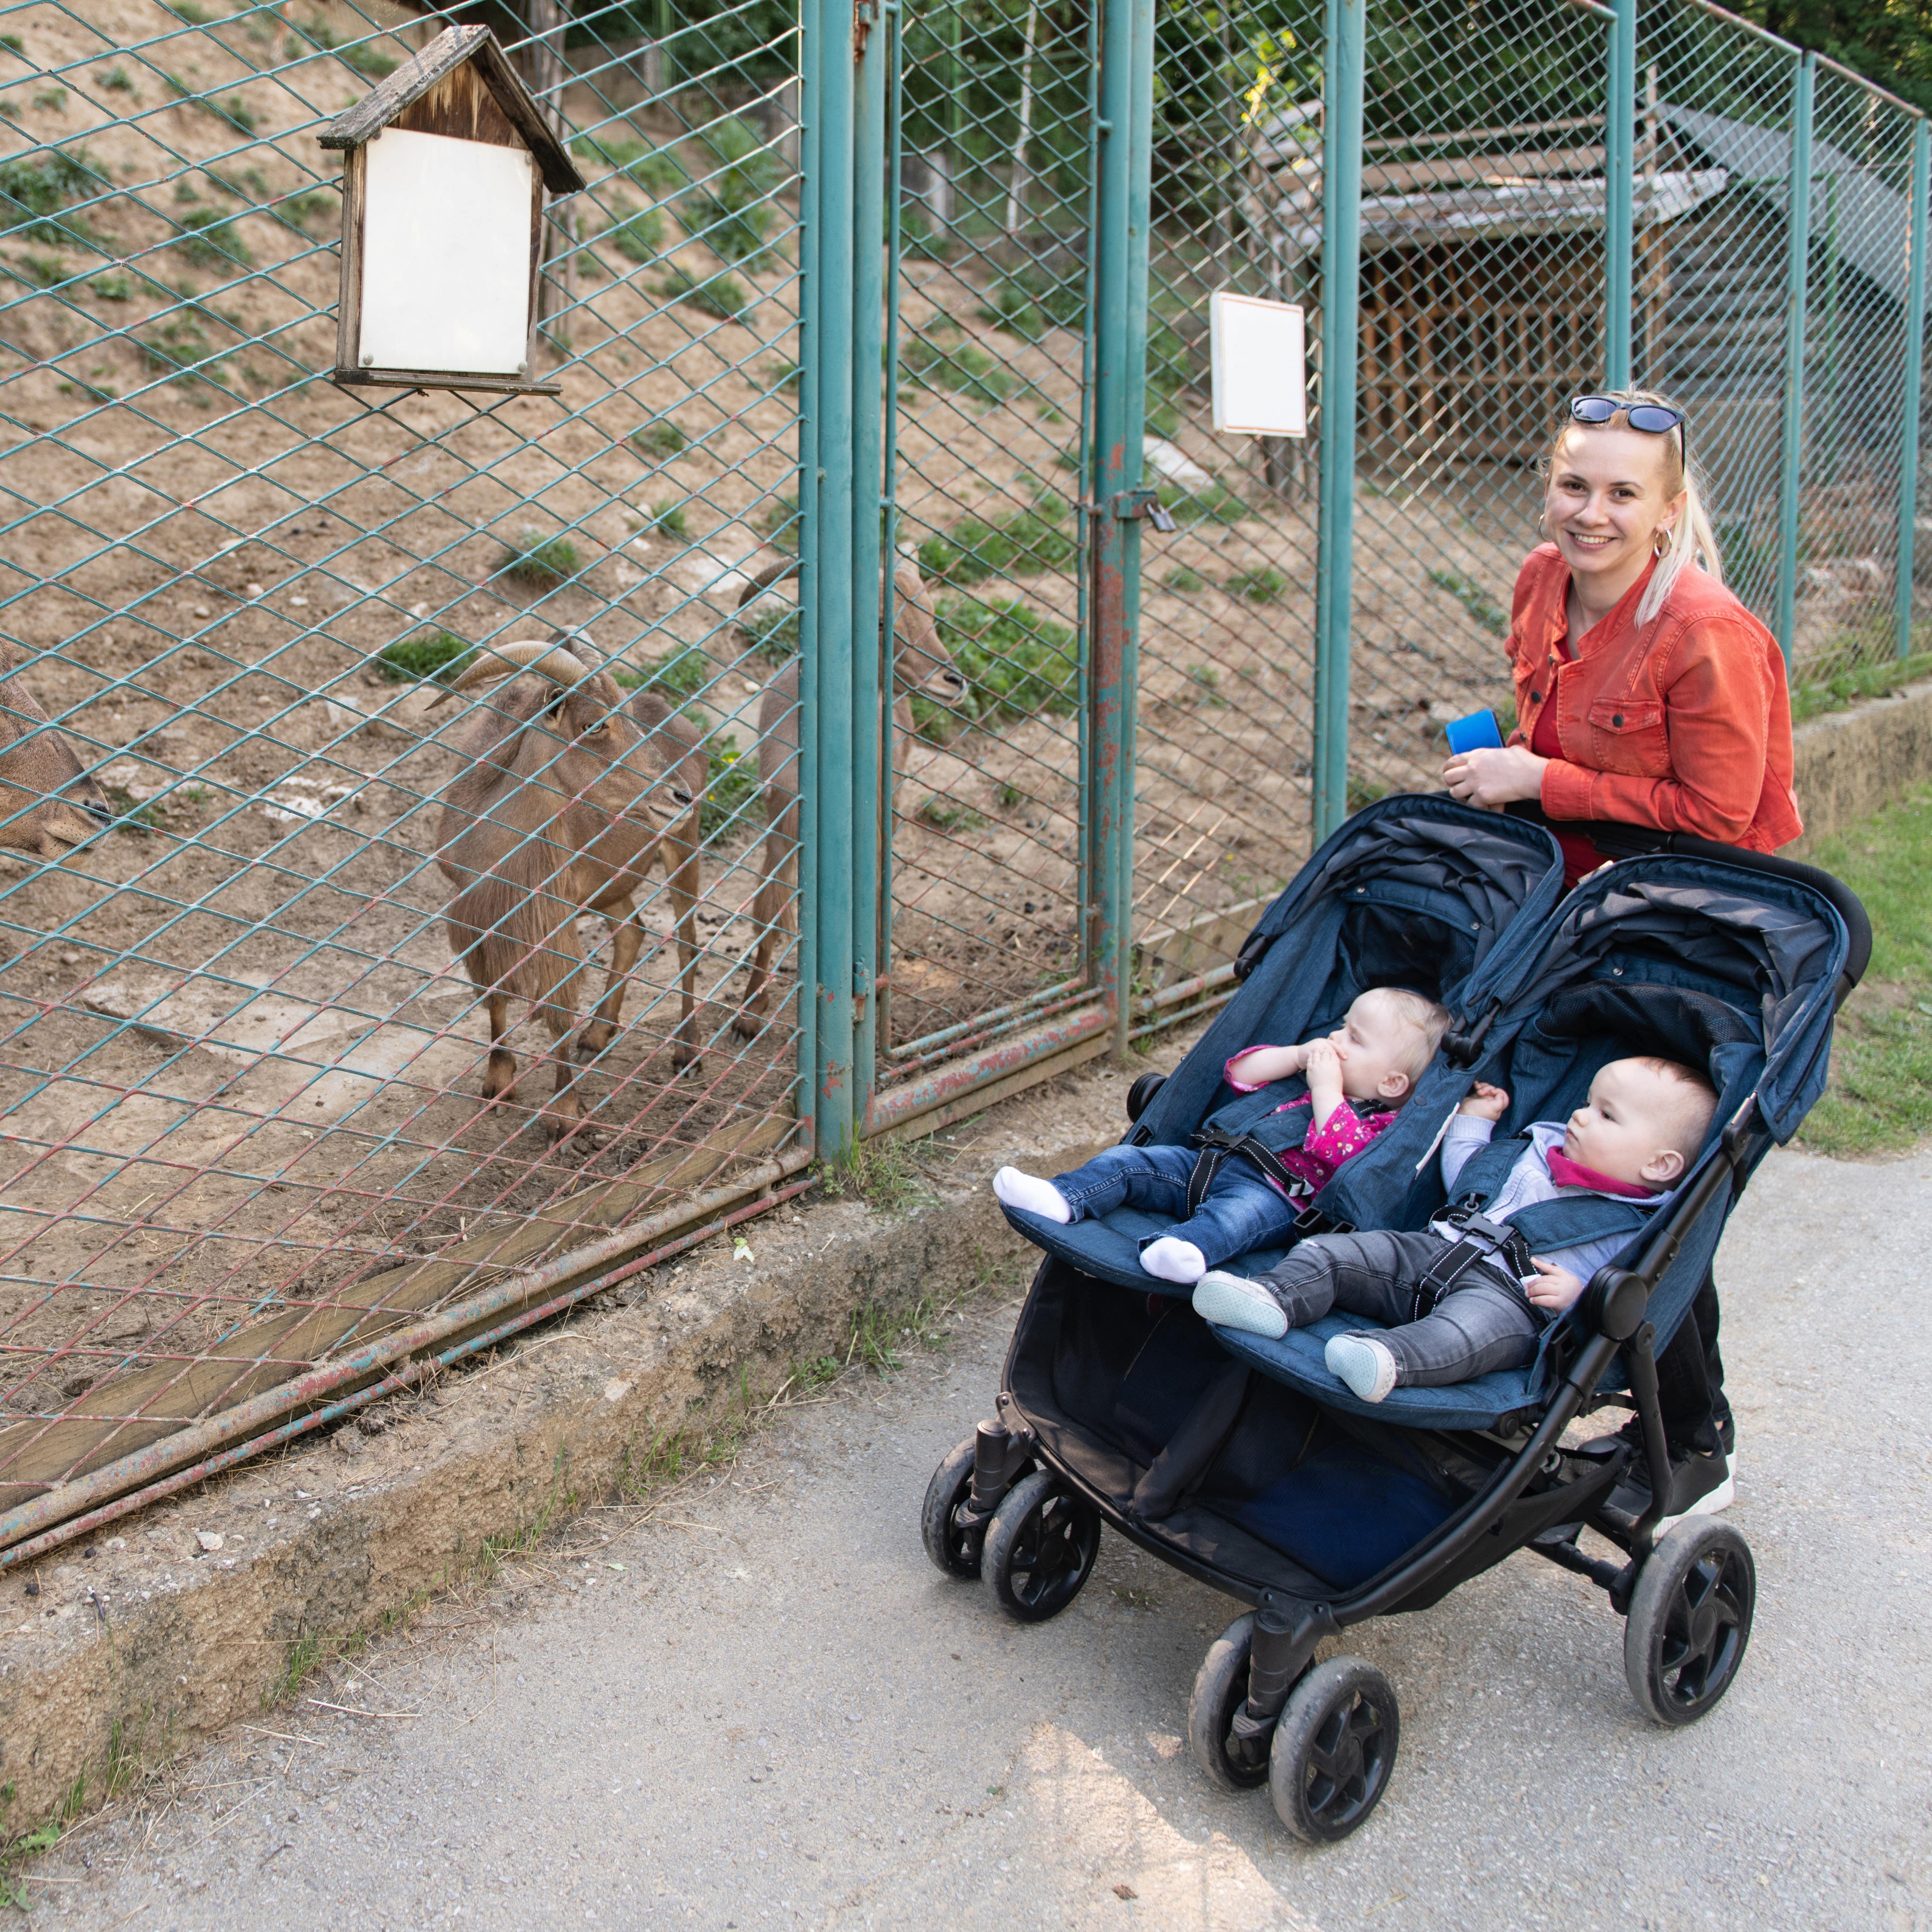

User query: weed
[137,314,220,377]
[996,779,1026,808]
[797,1354,842,1389]
[901,330,1014,409]
[281,187,337,230]
[98,65,136,94]
[1039,402,1066,425]
[0,102,18,121]
[635,418,686,457]
[1427,565,1509,637]
[1346,772,1388,812]
[343,41,396,79]
[162,71,192,99]
[211,93,257,134]
[901,209,948,259]
[1163,564,1205,593]
[766,356,802,396]
[20,252,67,286]
[1184,662,1226,706]
[683,114,780,266]
[916,489,1074,587]
[104,1709,152,1798]
[759,489,801,553]
[175,209,251,270]
[1165,478,1249,526]
[168,0,212,18]
[1790,648,1932,723]
[977,260,1084,339]
[646,500,690,540]
[1226,565,1286,603]
[911,594,1077,736]
[377,629,473,683]
[0,147,104,247]
[621,644,707,703]
[919,797,987,833]
[498,529,581,590]
[0,34,21,54]
[657,261,747,321]
[818,1136,930,1214]
[32,86,66,112]
[571,132,687,198]
[605,205,663,264]
[699,745,759,839]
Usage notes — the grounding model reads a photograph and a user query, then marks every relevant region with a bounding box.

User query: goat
[0,642,111,859]
[730,558,968,1036]
[431,635,707,1136]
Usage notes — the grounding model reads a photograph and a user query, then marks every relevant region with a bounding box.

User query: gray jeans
[1251,1229,1543,1388]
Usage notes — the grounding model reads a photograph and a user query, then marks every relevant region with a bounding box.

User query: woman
[1442,389,1802,1524]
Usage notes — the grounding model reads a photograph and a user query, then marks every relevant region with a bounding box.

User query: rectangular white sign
[1209,290,1308,438]
[358,127,535,376]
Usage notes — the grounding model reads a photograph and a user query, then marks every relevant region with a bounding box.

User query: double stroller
[920,795,1867,1842]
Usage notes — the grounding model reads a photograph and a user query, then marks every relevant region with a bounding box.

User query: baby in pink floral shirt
[994,986,1449,1284]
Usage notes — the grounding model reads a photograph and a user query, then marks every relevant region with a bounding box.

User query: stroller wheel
[1189,1614,1271,1793]
[1268,1656,1399,1844]
[981,1469,1101,1623]
[1624,1518,1756,1726]
[921,1436,985,1579]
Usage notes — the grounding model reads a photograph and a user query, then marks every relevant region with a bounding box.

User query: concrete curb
[1790,676,1932,848]
[0,1052,1177,1826]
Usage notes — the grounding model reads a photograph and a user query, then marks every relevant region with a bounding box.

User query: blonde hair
[1632,1054,1720,1157]
[1355,985,1453,1087]
[1543,388,1724,626]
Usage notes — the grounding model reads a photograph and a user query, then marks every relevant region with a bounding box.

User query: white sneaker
[1191,1271,1288,1338]
[1325,1333,1400,1403]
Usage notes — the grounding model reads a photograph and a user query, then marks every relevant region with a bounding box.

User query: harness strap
[1186,1126,1313,1212]
[1415,1202,1535,1323]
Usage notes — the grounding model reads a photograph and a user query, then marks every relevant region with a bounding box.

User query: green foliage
[818,1139,931,1216]
[343,42,397,79]
[571,132,687,197]
[377,630,473,683]
[916,490,1074,587]
[32,86,67,112]
[211,93,257,134]
[918,797,987,833]
[1347,772,1389,812]
[175,208,250,270]
[766,356,801,395]
[759,489,800,553]
[656,262,748,320]
[1183,662,1226,706]
[19,252,67,287]
[901,209,948,259]
[138,313,223,381]
[684,114,780,266]
[634,418,686,457]
[901,329,1014,409]
[1144,319,1192,439]
[646,500,690,539]
[281,187,337,230]
[1226,565,1287,603]
[168,0,212,18]
[1164,477,1249,526]
[977,260,1085,338]
[87,271,131,300]
[0,33,22,53]
[1790,648,1932,723]
[499,529,581,589]
[620,644,708,703]
[605,205,664,264]
[1797,782,1932,1153]
[98,65,137,94]
[1163,564,1205,593]
[1428,566,1508,637]
[1742,0,1932,114]
[699,743,759,839]
[912,594,1078,736]
[0,146,103,247]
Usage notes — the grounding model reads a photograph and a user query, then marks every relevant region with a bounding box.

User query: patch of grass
[1796,781,1932,1156]
[1790,648,1932,724]
[0,146,104,246]
[634,418,686,457]
[759,489,800,554]
[168,0,212,19]
[912,594,1077,737]
[162,71,192,99]
[699,743,759,839]
[656,261,747,321]
[87,271,131,300]
[210,93,257,134]
[0,1776,68,1908]
[281,187,337,230]
[1347,772,1389,813]
[571,132,687,198]
[98,65,137,94]
[32,86,66,113]
[682,114,780,266]
[1163,564,1205,593]
[644,500,689,540]
[498,529,581,590]
[19,252,67,286]
[1165,477,1249,526]
[819,1136,931,1215]
[901,329,1014,409]
[766,356,802,396]
[901,209,948,259]
[1226,565,1286,603]
[1183,662,1226,706]
[377,629,473,683]
[918,798,987,833]
[976,261,1084,340]
[619,644,708,704]
[916,489,1074,587]
[174,208,250,270]
[0,33,22,54]
[137,313,224,383]
[1427,565,1509,637]
[604,205,663,265]
[1144,319,1191,439]
[343,41,397,79]
[995,779,1026,808]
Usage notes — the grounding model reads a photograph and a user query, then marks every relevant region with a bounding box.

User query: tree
[1738,0,1932,113]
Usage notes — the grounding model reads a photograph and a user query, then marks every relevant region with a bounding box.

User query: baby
[993,986,1450,1285]
[1192,1054,1719,1401]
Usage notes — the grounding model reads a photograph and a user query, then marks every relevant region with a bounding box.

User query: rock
[332,1423,366,1458]
[194,1530,223,1553]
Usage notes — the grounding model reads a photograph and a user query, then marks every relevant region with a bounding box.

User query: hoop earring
[1652,528,1672,557]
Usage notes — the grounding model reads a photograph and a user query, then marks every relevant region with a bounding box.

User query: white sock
[1139,1236,1208,1284]
[1192,1271,1288,1339]
[992,1167,1072,1224]
[1325,1334,1400,1403]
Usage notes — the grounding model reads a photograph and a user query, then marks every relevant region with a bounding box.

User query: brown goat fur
[433,637,707,1136]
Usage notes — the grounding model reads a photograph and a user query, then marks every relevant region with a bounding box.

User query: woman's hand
[1443,745,1548,809]
[1526,1257,1587,1312]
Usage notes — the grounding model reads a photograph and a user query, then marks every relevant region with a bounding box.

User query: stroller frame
[922,823,1869,1842]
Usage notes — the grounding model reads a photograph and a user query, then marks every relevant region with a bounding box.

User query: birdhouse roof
[320,24,585,196]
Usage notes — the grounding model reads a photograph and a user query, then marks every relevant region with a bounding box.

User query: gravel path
[22,1145,1931,1932]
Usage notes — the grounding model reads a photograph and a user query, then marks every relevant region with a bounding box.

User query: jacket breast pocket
[1585,696,1670,778]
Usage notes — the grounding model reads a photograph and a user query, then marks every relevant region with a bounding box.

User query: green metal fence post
[1774,51,1816,663]
[1089,0,1156,1059]
[802,0,859,1157]
[851,0,889,1125]
[1312,0,1365,842]
[1605,0,1636,387]
[1898,118,1930,660]
[794,0,823,1151]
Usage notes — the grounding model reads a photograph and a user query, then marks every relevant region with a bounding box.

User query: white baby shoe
[1325,1333,1400,1403]
[1191,1271,1289,1338]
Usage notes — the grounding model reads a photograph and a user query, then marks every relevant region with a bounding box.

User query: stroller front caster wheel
[1624,1518,1755,1726]
[1189,1614,1271,1793]
[981,1469,1101,1623]
[1268,1656,1400,1844]
[921,1436,985,1579]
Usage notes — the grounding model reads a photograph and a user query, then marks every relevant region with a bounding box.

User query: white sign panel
[358,127,535,376]
[1209,291,1308,438]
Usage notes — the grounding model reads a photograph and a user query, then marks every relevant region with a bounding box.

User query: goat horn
[426,641,595,705]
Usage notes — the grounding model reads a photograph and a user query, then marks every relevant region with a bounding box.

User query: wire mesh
[0,0,805,1525]
[878,0,1100,1080]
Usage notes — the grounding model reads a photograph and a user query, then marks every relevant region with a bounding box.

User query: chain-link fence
[1,0,1926,1559]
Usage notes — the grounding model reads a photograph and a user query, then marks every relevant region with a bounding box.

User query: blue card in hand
[1444,709,1504,754]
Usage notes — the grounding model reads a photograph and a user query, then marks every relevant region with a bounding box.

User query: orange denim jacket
[1506,544,1802,852]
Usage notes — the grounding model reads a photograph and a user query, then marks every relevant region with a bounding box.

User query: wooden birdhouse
[320,24,585,397]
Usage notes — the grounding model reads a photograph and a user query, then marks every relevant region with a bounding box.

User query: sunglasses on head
[1567,394,1688,463]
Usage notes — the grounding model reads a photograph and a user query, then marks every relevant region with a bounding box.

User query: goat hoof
[729,1011,766,1041]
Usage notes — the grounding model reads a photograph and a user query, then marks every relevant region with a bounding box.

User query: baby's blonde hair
[1631,1053,1720,1157]
[1355,985,1452,1088]
[1542,388,1724,626]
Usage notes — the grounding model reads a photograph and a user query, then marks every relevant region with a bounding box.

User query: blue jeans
[1052,1143,1300,1269]
[1252,1229,1542,1387]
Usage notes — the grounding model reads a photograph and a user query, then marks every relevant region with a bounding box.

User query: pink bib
[1545,1149,1658,1198]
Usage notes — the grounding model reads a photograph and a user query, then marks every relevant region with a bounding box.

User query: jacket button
[1529,690,1541,702]
[1612,713,1624,727]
